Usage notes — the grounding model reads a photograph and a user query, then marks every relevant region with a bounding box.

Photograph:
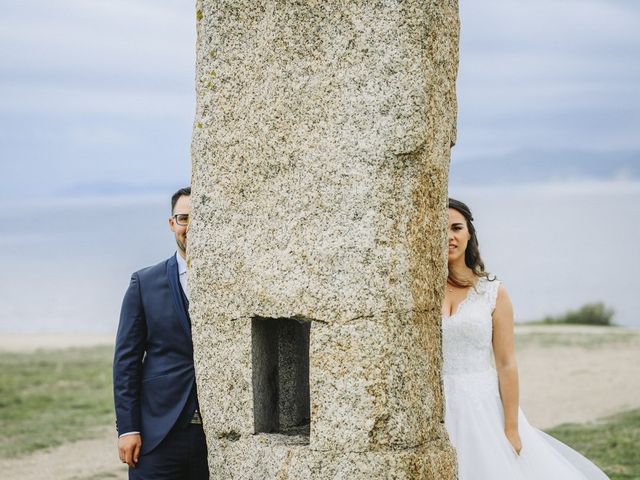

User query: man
[113,187,208,479]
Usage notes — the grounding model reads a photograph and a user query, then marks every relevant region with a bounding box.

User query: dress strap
[484,278,501,313]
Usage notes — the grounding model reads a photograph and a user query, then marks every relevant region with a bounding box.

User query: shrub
[541,302,615,326]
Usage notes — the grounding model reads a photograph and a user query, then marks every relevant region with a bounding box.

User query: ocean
[2,182,639,333]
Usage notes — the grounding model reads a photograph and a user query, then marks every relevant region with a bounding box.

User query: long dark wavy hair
[447,198,496,287]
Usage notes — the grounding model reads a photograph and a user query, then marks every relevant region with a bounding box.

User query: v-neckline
[442,281,478,319]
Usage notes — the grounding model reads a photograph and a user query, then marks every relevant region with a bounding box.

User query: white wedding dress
[442,277,610,480]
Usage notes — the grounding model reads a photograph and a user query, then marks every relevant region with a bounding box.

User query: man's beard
[176,237,187,254]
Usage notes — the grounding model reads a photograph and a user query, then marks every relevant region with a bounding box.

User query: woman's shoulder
[477,275,504,310]
[483,276,514,317]
[477,275,501,290]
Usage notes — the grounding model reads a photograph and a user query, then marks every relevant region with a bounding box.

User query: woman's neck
[447,261,474,285]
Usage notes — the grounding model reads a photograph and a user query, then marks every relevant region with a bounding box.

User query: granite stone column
[188,1,459,478]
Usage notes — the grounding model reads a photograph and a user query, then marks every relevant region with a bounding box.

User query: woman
[442,198,609,479]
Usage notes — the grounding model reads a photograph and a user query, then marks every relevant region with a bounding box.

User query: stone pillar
[189,1,459,478]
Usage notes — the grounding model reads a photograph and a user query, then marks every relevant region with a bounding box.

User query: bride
[442,198,610,479]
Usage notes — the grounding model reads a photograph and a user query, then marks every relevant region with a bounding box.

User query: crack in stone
[307,438,446,454]
[340,309,438,324]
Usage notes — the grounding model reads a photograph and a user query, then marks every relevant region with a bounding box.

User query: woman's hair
[447,198,496,287]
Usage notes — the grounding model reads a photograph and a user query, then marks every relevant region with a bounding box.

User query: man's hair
[171,186,191,213]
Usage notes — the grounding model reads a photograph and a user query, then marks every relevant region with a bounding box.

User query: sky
[1,0,639,200]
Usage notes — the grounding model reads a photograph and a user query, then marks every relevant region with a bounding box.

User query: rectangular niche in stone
[251,317,311,437]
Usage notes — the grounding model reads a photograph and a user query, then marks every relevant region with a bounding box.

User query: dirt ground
[1,327,638,479]
[0,426,127,480]
[517,325,640,429]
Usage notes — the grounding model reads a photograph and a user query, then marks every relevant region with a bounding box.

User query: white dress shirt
[176,251,189,300]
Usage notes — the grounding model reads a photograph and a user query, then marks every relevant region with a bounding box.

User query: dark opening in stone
[252,317,311,436]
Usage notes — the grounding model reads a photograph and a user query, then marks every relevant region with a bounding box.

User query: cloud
[0,0,638,198]
[0,1,194,73]
[0,82,193,117]
[455,0,640,159]
[0,0,197,119]
[0,0,196,199]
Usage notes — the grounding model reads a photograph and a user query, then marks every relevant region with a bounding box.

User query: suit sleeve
[113,272,147,436]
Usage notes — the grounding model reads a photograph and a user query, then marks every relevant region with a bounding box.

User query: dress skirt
[444,369,609,480]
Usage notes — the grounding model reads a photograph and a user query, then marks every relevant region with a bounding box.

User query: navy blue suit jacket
[113,254,198,455]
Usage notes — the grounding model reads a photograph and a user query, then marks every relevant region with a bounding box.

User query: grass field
[0,345,638,480]
[0,346,114,458]
[515,325,639,350]
[547,409,640,480]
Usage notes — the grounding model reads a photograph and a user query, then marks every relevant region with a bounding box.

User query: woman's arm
[492,284,522,454]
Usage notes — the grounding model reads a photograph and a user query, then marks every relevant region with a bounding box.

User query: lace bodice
[442,277,501,376]
[441,278,611,479]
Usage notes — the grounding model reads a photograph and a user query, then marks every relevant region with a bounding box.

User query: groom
[113,186,209,479]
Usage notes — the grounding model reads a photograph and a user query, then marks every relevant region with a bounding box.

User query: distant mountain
[449,149,640,186]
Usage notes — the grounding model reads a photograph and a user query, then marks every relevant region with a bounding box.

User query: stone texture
[309,313,439,452]
[204,434,454,479]
[189,0,460,478]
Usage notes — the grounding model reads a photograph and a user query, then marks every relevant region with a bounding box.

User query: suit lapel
[166,255,192,339]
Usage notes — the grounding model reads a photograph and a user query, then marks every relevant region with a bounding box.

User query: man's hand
[118,434,142,468]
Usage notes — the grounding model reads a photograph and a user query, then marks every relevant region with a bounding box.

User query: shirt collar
[176,251,187,275]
